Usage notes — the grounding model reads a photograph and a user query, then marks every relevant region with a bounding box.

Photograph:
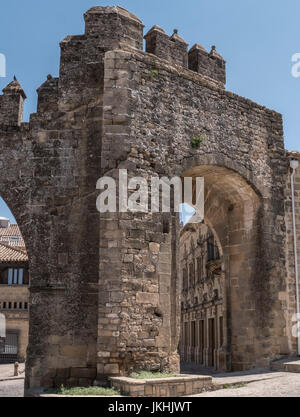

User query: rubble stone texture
[0,6,299,392]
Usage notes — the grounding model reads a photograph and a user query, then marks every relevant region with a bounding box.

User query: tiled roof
[0,224,26,249]
[0,237,26,248]
[0,224,22,237]
[0,243,28,263]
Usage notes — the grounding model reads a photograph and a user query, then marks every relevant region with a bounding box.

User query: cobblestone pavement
[192,372,300,397]
[0,379,24,397]
[0,369,300,397]
[0,363,25,379]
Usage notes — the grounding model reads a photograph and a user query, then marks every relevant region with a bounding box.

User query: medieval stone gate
[0,6,298,392]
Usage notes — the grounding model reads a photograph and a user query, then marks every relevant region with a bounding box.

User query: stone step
[271,358,300,373]
[109,374,213,397]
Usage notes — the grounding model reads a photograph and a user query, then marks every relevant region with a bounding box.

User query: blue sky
[0,0,300,222]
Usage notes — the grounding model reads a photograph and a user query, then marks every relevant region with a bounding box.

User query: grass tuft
[129,371,179,380]
[45,385,120,396]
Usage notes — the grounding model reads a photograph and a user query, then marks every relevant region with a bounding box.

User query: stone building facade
[0,218,26,250]
[0,242,29,362]
[0,6,299,391]
[179,223,225,371]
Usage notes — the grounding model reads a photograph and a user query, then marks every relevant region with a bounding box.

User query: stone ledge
[271,358,300,373]
[0,376,25,382]
[109,375,212,397]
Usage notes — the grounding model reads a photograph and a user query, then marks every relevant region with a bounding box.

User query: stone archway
[0,6,290,392]
[178,163,264,372]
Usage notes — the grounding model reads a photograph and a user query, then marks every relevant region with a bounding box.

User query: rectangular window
[189,263,194,288]
[184,322,189,346]
[219,316,224,347]
[13,269,18,285]
[209,318,215,349]
[207,236,220,262]
[199,320,204,350]
[183,268,187,290]
[207,236,214,261]
[8,269,13,285]
[18,269,23,285]
[197,257,202,282]
[6,268,25,286]
[191,321,196,347]
[23,270,29,285]
[208,318,216,367]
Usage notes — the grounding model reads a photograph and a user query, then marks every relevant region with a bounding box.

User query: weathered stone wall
[0,5,295,390]
[284,151,300,355]
[109,375,212,397]
[0,8,110,389]
[100,45,288,372]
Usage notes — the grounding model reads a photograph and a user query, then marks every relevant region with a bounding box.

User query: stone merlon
[188,44,226,85]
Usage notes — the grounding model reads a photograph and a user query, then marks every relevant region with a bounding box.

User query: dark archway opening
[178,165,262,373]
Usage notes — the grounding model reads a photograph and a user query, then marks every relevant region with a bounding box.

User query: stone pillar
[97,50,180,380]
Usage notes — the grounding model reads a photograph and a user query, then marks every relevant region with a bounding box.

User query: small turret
[188,44,226,86]
[145,26,188,68]
[58,6,144,111]
[84,6,144,50]
[0,76,26,126]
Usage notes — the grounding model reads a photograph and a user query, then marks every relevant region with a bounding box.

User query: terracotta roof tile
[0,224,22,237]
[0,243,28,263]
[0,224,26,249]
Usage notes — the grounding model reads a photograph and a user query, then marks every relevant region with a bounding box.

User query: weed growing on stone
[191,136,205,148]
[129,371,179,379]
[45,385,120,396]
[222,382,247,389]
[150,69,159,79]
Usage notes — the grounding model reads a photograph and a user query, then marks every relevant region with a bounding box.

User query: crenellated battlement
[26,5,229,121]
[36,75,59,114]
[143,24,225,85]
[144,26,189,69]
[188,44,226,85]
[84,6,144,50]
[56,5,226,111]
[82,6,225,85]
[0,6,227,127]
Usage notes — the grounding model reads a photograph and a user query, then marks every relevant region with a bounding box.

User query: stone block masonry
[109,375,213,397]
[0,5,298,393]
